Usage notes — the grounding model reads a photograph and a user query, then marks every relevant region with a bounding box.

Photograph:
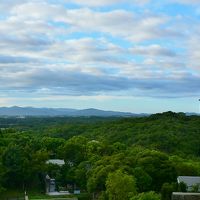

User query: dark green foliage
[131,191,161,200]
[105,170,137,200]
[178,182,187,192]
[0,112,199,198]
[135,150,177,191]
[161,183,176,200]
[61,136,88,165]
[191,184,200,192]
[133,167,152,192]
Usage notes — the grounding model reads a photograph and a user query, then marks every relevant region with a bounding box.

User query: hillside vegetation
[0,111,200,200]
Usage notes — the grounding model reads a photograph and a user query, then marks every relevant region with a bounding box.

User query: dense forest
[0,111,200,200]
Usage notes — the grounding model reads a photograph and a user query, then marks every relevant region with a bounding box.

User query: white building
[46,159,65,166]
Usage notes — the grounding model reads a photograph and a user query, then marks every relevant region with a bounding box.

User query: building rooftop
[177,176,200,186]
[173,192,200,196]
[46,159,65,166]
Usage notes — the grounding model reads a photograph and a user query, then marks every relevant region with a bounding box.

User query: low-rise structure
[45,175,56,193]
[177,176,200,192]
[45,159,66,195]
[172,192,200,200]
[46,159,65,166]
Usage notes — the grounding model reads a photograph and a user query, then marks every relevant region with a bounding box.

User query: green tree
[105,170,137,200]
[87,153,129,194]
[61,136,88,166]
[161,183,175,200]
[131,191,160,200]
[0,162,5,193]
[133,167,152,192]
[136,150,177,191]
[191,184,200,192]
[178,182,187,192]
[98,191,108,200]
[2,144,31,188]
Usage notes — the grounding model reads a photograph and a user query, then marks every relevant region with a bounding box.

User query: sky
[0,0,199,113]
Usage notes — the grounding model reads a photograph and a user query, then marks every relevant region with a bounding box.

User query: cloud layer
[0,0,199,102]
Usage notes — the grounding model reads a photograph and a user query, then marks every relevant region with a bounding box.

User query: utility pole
[199,99,200,115]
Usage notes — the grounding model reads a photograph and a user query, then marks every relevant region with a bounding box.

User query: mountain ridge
[0,106,147,117]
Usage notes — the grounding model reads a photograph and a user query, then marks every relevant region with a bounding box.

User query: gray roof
[46,159,65,166]
[173,192,200,196]
[177,176,200,187]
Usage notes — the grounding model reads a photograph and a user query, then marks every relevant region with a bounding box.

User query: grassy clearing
[0,189,24,199]
[0,190,90,200]
[30,198,77,200]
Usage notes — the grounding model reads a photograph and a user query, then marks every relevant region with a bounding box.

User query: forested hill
[37,111,199,157]
[85,112,200,156]
[0,111,200,200]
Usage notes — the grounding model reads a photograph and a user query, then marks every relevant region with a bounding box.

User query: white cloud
[131,44,176,57]
[171,0,200,5]
[62,0,150,7]
[58,8,173,42]
[0,97,11,106]
[187,32,200,73]
[2,2,174,43]
[10,2,66,20]
[0,0,199,100]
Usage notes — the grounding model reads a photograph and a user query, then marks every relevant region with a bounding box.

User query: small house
[177,176,200,192]
[45,159,65,194]
[45,175,56,193]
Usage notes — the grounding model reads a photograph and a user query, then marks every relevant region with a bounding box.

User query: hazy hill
[0,106,143,117]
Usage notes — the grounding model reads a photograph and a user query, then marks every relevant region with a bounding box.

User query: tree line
[0,111,200,200]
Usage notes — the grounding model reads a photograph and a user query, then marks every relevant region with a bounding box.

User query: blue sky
[0,0,199,113]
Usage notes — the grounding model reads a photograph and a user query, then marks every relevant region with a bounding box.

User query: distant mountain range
[0,106,148,117]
